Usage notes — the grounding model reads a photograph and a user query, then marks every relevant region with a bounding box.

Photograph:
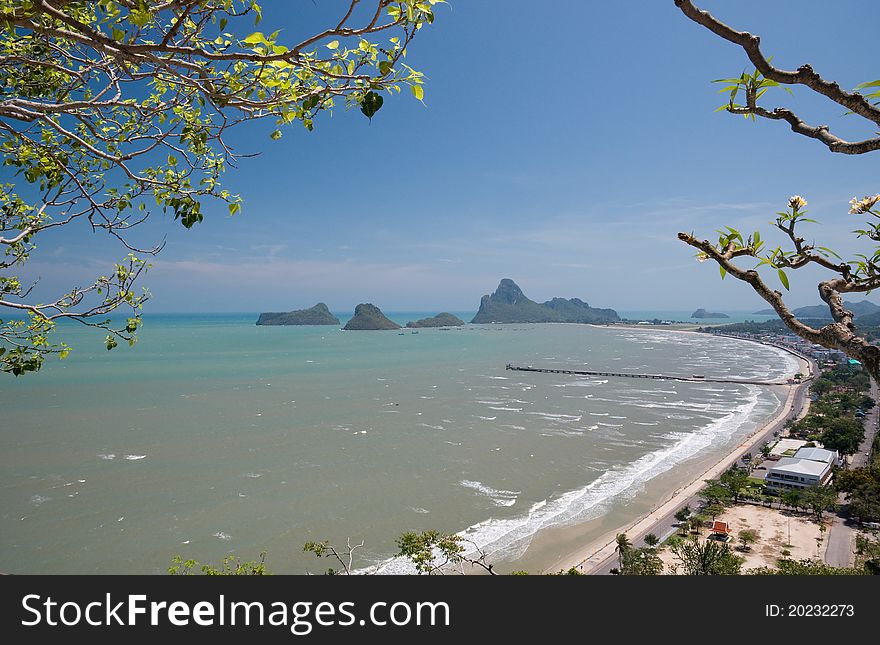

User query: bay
[0,314,797,573]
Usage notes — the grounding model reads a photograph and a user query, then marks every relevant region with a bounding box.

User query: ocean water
[0,314,798,574]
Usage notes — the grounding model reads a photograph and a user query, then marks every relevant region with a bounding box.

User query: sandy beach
[543,339,813,574]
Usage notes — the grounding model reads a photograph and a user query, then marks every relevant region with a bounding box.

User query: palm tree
[644,533,660,549]
[615,533,632,569]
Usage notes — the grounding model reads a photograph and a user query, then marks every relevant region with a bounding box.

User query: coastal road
[850,378,879,469]
[824,378,879,567]
[582,374,813,575]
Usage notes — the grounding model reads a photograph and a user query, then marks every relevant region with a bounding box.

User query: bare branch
[676,0,880,154]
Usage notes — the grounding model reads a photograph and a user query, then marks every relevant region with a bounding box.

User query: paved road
[824,378,878,567]
[850,378,879,469]
[825,509,855,567]
[586,373,813,575]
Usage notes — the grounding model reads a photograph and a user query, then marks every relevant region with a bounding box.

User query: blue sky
[12,0,880,313]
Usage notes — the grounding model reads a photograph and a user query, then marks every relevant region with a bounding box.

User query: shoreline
[539,331,813,574]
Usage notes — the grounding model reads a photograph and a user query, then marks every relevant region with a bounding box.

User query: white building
[793,446,841,468]
[765,457,833,493]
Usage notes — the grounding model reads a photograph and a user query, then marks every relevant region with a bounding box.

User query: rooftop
[768,457,830,478]
[793,447,837,464]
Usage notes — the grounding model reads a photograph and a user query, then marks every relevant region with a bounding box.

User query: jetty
[505,364,797,386]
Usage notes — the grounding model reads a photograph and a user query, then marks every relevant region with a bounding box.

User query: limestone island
[471,279,619,324]
[406,313,465,328]
[343,303,401,330]
[256,303,340,326]
[691,308,729,319]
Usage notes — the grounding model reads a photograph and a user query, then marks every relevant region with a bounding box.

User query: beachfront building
[792,446,841,468]
[764,457,833,493]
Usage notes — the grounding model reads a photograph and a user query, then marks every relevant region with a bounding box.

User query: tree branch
[676,0,880,154]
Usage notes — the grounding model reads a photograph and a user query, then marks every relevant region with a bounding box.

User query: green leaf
[719,265,727,280]
[228,202,241,216]
[326,40,339,50]
[778,269,790,291]
[360,91,384,121]
[270,129,282,140]
[411,84,424,101]
[242,32,265,45]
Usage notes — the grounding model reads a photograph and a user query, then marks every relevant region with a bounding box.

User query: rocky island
[256,303,340,326]
[471,279,619,324]
[342,303,401,330]
[691,308,729,319]
[406,313,465,328]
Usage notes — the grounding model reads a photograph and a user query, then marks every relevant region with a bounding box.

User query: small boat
[398,332,405,336]
[411,330,419,334]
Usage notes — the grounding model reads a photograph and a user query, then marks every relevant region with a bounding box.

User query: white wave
[588,412,609,416]
[366,385,764,574]
[417,423,444,430]
[489,376,509,380]
[460,479,520,507]
[98,454,116,461]
[489,406,521,412]
[124,454,146,461]
[410,507,431,514]
[244,472,262,478]
[213,531,232,541]
[597,422,624,427]
[477,416,497,421]
[527,412,582,421]
[30,495,49,506]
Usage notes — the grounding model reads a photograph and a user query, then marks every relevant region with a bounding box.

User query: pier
[505,364,796,386]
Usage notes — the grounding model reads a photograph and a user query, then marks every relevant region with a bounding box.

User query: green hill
[406,313,465,328]
[342,303,401,330]
[256,303,339,326]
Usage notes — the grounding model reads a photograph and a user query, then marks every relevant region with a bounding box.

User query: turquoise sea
[0,313,798,573]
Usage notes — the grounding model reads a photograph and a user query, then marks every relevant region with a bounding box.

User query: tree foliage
[619,546,663,576]
[395,530,496,575]
[670,538,744,575]
[168,551,268,575]
[747,559,868,576]
[675,0,880,381]
[801,484,837,522]
[0,0,439,374]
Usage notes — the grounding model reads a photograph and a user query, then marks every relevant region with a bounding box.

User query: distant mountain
[753,300,880,319]
[406,313,465,328]
[256,303,339,326]
[691,308,729,319]
[342,303,401,330]
[470,279,619,324]
[855,310,880,327]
